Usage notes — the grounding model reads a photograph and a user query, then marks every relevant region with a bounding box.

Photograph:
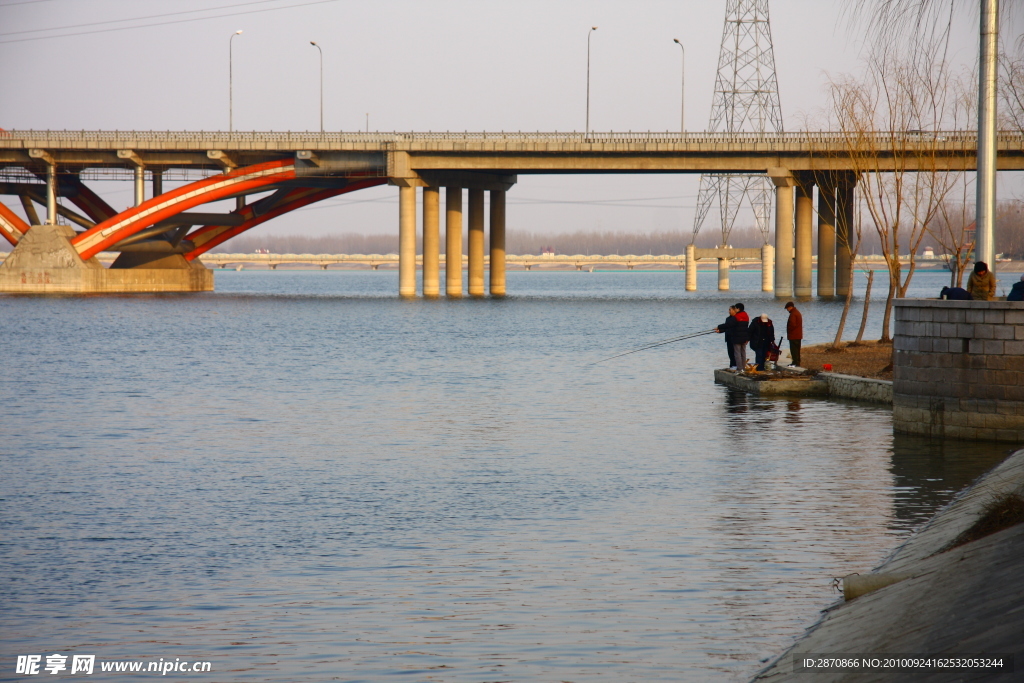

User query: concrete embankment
[753,447,1024,682]
[715,369,891,404]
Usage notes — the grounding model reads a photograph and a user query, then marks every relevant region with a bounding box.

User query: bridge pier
[399,185,416,297]
[490,190,506,297]
[761,244,774,292]
[769,169,795,298]
[685,244,697,291]
[446,186,463,298]
[422,186,440,297]
[468,189,485,297]
[794,176,814,298]
[835,174,855,298]
[817,178,836,298]
[717,257,730,290]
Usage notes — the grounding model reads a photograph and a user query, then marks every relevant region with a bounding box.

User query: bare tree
[828,44,965,341]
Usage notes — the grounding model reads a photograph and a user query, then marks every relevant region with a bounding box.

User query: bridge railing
[1,129,1017,147]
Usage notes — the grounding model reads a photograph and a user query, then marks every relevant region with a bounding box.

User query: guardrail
[1,129,1017,146]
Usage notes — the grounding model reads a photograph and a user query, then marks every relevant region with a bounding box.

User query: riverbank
[753,446,1024,682]
[799,340,893,380]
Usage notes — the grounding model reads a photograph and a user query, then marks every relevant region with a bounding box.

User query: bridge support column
[468,189,485,297]
[817,179,836,298]
[771,181,795,297]
[446,186,463,298]
[46,162,57,225]
[794,177,814,298]
[718,258,730,291]
[761,244,774,292]
[835,174,855,298]
[685,244,697,291]
[489,190,506,296]
[422,186,440,297]
[152,170,163,198]
[399,185,417,297]
[134,166,145,207]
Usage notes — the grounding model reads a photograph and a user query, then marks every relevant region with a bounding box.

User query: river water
[1,269,1017,682]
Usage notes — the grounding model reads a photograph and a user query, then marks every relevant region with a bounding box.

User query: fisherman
[748,313,776,371]
[715,303,750,371]
[784,302,803,368]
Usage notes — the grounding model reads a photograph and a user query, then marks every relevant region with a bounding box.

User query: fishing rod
[589,328,718,365]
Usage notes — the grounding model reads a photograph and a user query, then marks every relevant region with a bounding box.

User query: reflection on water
[0,270,1016,682]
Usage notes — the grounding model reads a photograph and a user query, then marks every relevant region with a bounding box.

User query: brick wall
[893,299,1024,442]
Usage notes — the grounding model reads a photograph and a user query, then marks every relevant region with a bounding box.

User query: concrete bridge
[1,130,1020,295]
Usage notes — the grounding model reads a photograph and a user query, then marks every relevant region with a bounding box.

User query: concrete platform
[714,369,828,397]
[753,448,1024,682]
[820,372,893,405]
[0,224,213,294]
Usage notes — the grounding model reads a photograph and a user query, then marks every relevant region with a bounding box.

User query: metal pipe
[976,0,998,269]
[229,30,243,132]
[586,26,598,136]
[46,163,56,225]
[310,41,323,133]
[134,165,145,207]
[673,38,685,133]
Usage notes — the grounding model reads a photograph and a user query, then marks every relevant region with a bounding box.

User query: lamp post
[586,26,598,137]
[310,41,323,133]
[673,38,685,134]
[229,29,243,132]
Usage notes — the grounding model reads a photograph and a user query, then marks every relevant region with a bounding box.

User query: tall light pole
[976,0,998,269]
[310,41,323,133]
[673,38,685,134]
[229,29,243,132]
[586,26,598,137]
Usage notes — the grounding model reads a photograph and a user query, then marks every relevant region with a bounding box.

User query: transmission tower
[691,0,783,248]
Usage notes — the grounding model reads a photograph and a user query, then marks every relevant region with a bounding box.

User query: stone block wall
[893,299,1024,442]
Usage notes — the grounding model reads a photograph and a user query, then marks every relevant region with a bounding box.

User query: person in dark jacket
[716,302,750,370]
[940,286,973,300]
[784,301,803,367]
[748,313,776,371]
[1009,274,1024,302]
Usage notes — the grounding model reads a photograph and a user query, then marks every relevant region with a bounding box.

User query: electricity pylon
[691,0,783,250]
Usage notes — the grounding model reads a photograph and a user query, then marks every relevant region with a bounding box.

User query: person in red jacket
[716,302,750,370]
[784,302,803,367]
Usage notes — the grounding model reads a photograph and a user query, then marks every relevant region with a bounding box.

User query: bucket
[823,363,833,371]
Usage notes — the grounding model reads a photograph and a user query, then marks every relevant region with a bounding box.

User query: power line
[0,0,293,37]
[0,0,342,45]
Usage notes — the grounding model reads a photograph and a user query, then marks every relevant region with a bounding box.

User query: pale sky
[0,0,1018,240]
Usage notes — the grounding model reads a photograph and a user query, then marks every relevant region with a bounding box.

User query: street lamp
[310,41,323,133]
[673,38,685,134]
[229,29,243,132]
[586,26,598,137]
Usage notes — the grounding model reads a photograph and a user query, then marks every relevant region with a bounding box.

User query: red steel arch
[185,178,387,260]
[72,160,297,260]
[0,199,30,245]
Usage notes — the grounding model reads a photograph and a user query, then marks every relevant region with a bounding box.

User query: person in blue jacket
[715,303,750,371]
[1009,274,1024,301]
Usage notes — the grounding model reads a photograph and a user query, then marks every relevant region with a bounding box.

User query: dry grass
[948,493,1024,551]
[800,340,894,380]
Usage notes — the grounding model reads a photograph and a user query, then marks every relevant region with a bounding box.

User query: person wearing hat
[784,302,803,367]
[748,313,776,371]
[715,302,750,371]
[1008,273,1024,301]
[967,261,997,301]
